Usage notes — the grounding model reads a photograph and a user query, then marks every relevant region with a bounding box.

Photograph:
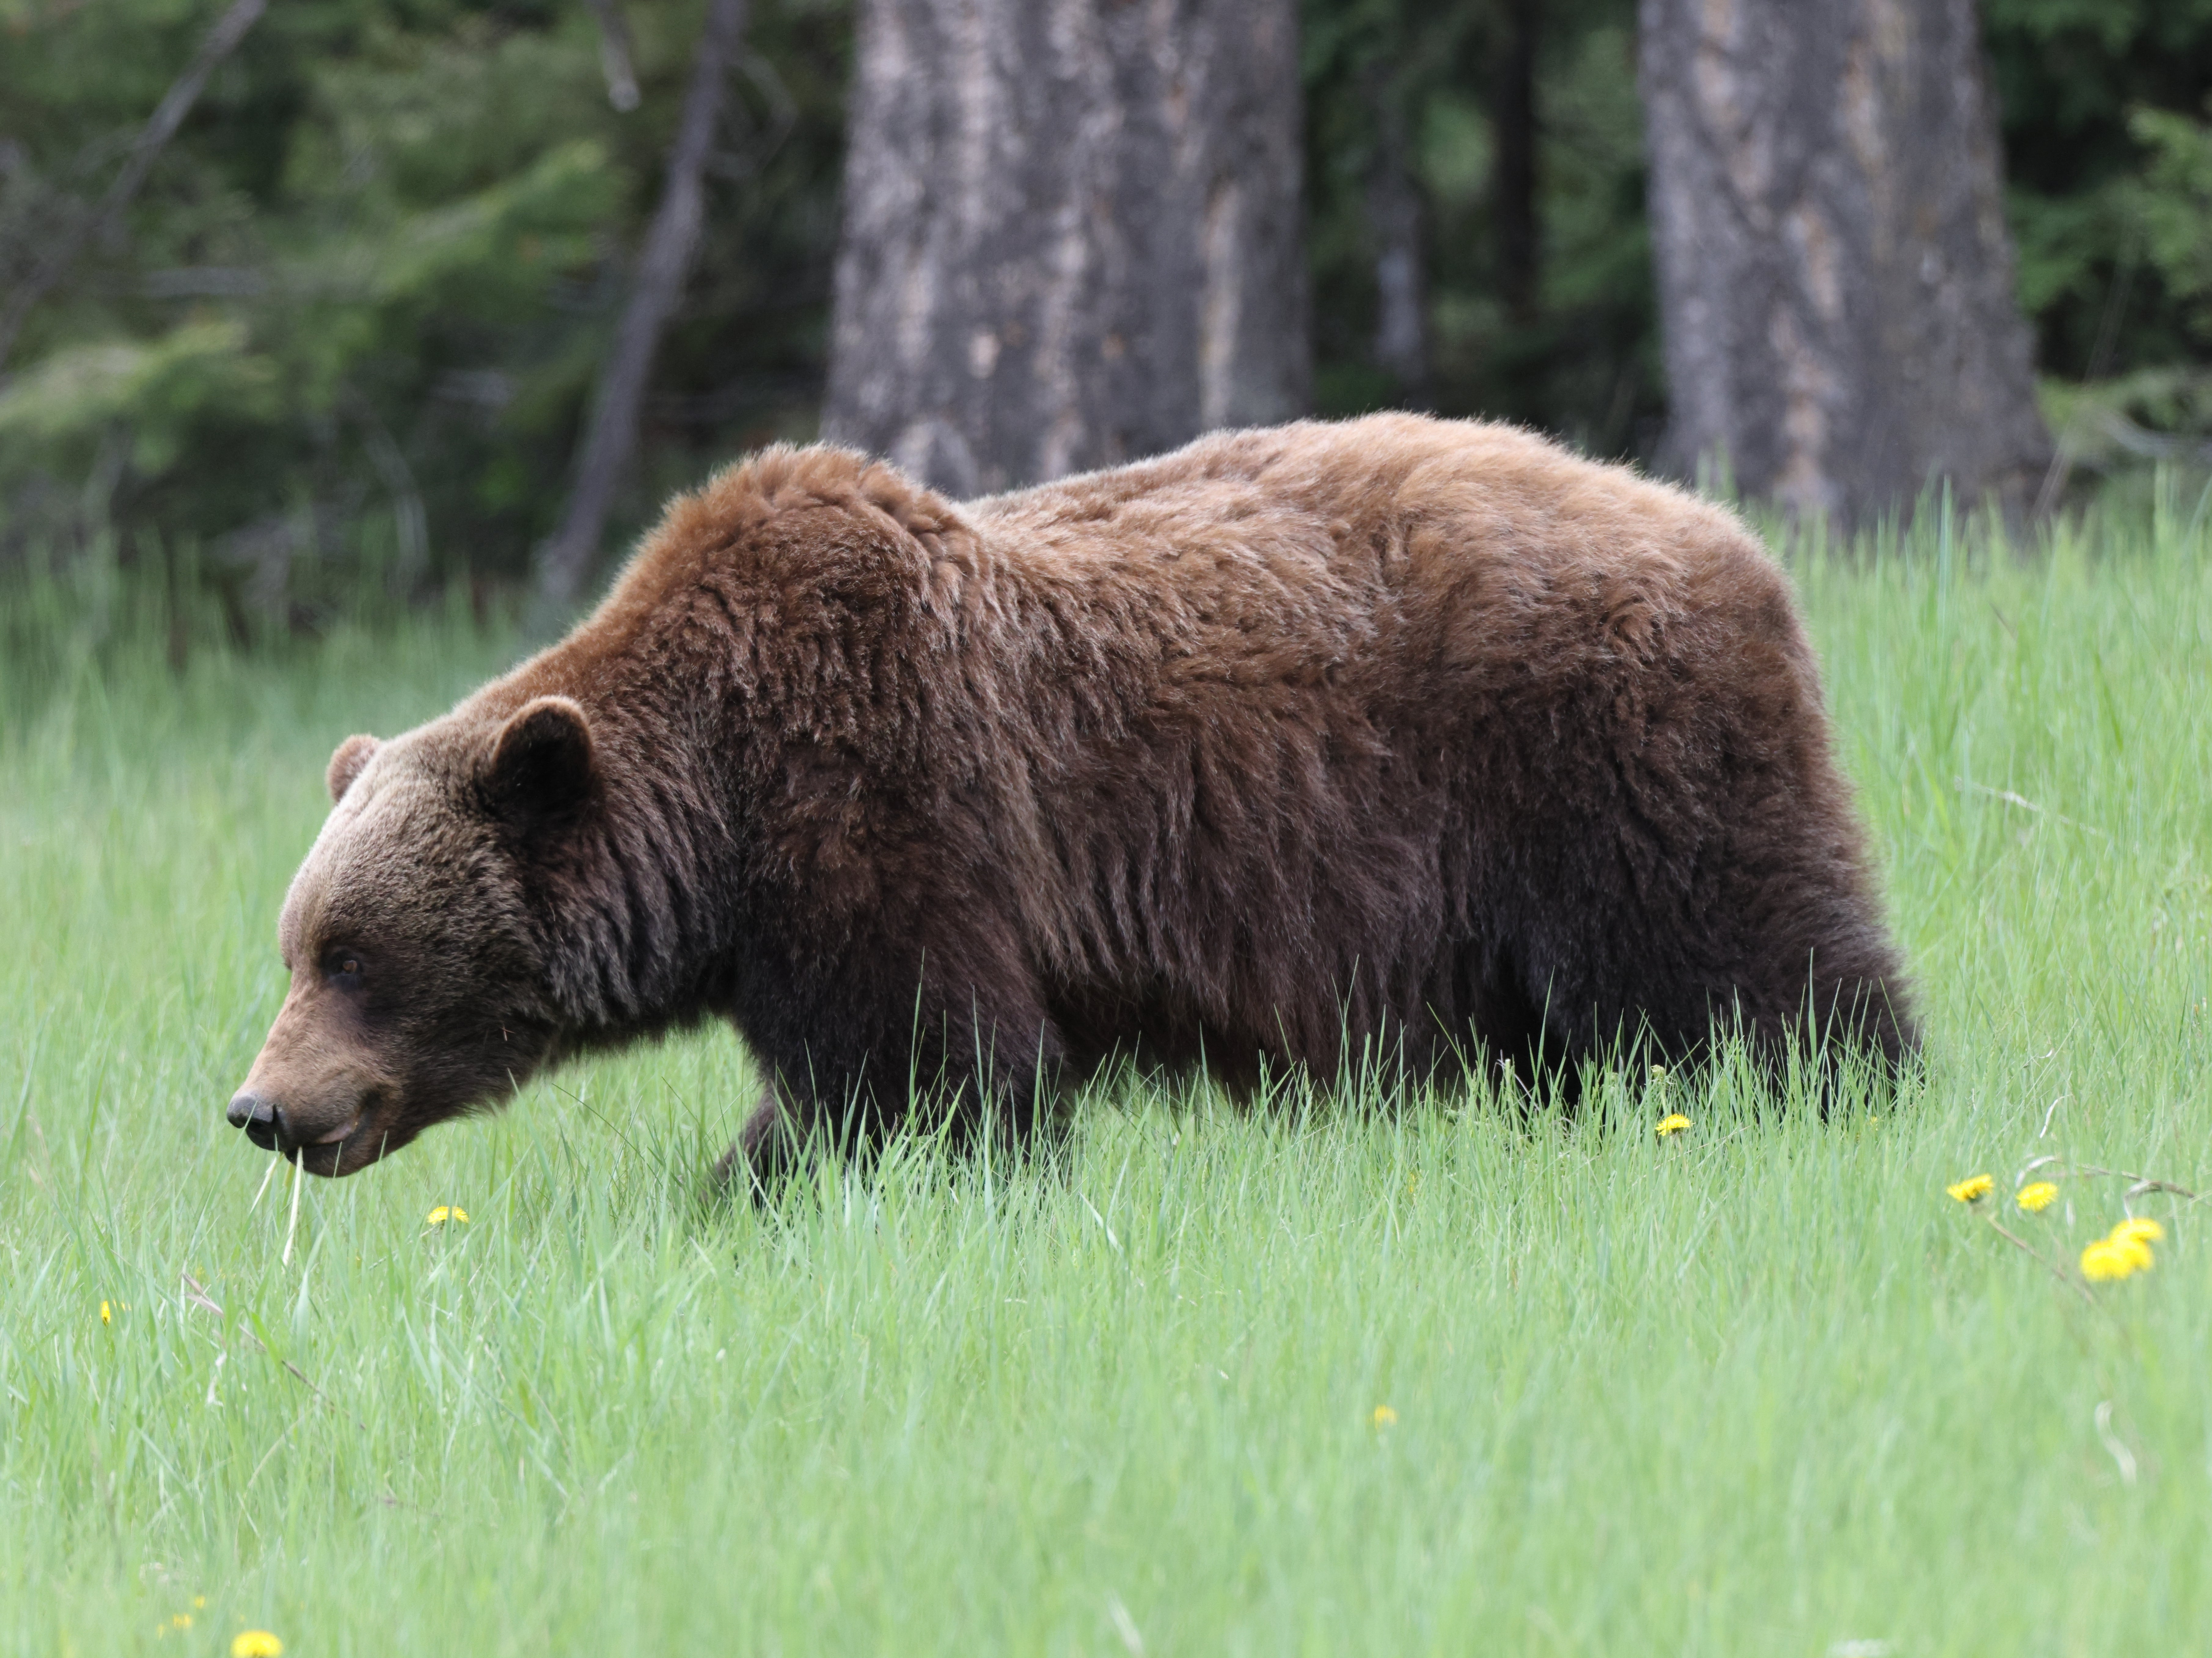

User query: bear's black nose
[226,1091,280,1149]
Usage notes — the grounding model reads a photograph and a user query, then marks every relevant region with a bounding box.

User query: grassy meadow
[4,498,2211,1655]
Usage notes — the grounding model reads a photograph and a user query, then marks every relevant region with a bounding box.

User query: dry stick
[247,1147,282,1212]
[0,0,269,374]
[281,1145,304,1265]
[2073,1166,2201,1203]
[1952,778,2110,840]
[531,0,751,623]
[1981,1211,2099,1307]
[181,1272,368,1431]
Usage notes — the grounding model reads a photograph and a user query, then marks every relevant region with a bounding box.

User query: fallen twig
[1953,778,2110,840]
[180,1271,365,1429]
[1981,1212,2098,1306]
[2074,1166,2200,1203]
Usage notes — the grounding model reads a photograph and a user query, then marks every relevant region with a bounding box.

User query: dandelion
[1655,1113,1691,1137]
[2015,1181,2059,1213]
[232,1631,284,1658]
[2084,1217,2164,1279]
[2081,1239,2138,1283]
[425,1206,469,1226]
[1371,1405,1398,1429]
[100,1300,112,1325]
[2116,1236,2156,1273]
[1946,1174,1994,1204]
[171,1614,193,1630]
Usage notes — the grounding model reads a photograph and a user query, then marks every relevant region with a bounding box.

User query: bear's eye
[323,946,364,983]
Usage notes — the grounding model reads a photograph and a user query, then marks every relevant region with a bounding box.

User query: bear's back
[960,413,1803,718]
[972,414,1763,586]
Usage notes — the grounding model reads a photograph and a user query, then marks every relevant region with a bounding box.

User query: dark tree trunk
[822,0,1309,497]
[1367,78,1429,399]
[533,0,749,618]
[1491,0,1539,323]
[1638,0,2051,528]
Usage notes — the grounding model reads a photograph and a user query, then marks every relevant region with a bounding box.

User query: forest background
[4,0,2212,625]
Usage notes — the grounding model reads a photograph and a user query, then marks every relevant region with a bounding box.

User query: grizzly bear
[226,413,1915,1182]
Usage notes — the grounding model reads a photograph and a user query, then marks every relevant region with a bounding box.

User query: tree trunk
[1492,0,1539,324]
[1638,0,2050,528]
[822,0,1309,498]
[583,0,642,113]
[1367,76,1429,399]
[532,0,749,619]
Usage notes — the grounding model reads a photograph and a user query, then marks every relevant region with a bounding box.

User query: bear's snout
[223,1081,366,1166]
[228,1001,391,1174]
[226,1089,281,1148]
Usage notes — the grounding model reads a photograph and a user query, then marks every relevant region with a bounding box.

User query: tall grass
[3,492,2209,1655]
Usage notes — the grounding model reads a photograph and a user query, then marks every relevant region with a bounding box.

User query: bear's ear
[327,734,381,803]
[485,696,596,825]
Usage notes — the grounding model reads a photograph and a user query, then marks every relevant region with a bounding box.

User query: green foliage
[1986,0,2212,374]
[5,500,2212,1647]
[0,0,851,611]
[6,0,2212,603]
[1301,0,1660,456]
[2130,101,2212,340]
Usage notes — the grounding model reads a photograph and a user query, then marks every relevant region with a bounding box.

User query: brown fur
[227,414,1915,1180]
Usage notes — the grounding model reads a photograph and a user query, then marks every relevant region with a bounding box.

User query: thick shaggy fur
[228,415,1913,1180]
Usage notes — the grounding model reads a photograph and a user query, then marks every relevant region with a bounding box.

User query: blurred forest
[4,0,2212,624]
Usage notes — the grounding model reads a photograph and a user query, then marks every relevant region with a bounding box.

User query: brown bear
[227,413,1915,1182]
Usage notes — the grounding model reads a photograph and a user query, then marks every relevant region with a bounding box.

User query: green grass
[5,500,2211,1656]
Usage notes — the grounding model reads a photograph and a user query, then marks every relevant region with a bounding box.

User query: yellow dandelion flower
[1946,1174,1994,1203]
[1371,1404,1397,1429]
[2081,1239,2138,1283]
[100,1300,112,1325]
[171,1614,193,1630]
[2015,1181,2059,1213]
[1655,1113,1691,1137]
[425,1206,469,1226]
[2110,1217,2165,1246]
[231,1631,284,1658]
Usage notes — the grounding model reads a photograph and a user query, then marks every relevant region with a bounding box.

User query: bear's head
[226,695,596,1175]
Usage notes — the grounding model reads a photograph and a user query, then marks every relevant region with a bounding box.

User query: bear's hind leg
[916,992,1075,1162]
[710,1084,804,1202]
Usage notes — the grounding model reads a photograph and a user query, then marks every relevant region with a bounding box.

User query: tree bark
[822,0,1309,497]
[1638,0,2050,528]
[533,0,749,618]
[1367,76,1428,399]
[1492,0,1539,324]
[0,0,268,376]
